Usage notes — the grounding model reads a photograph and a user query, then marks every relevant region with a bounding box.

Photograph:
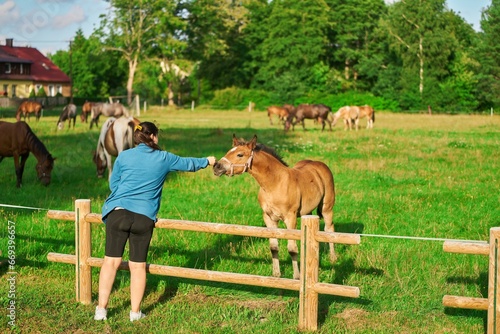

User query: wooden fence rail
[442,228,500,333]
[46,199,360,331]
[46,199,500,332]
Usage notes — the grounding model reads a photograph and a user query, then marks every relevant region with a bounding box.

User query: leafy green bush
[209,87,243,109]
[206,87,399,112]
[36,87,47,97]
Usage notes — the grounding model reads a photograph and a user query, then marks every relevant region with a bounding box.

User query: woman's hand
[207,156,217,166]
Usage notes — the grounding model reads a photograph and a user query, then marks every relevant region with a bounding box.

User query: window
[36,84,42,93]
[3,84,7,96]
[12,85,16,97]
[5,63,11,73]
[56,85,62,95]
[48,85,55,97]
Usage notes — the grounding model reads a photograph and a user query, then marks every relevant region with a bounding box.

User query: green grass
[0,107,499,333]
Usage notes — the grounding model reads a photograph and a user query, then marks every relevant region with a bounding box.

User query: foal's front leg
[263,213,281,278]
[284,214,300,280]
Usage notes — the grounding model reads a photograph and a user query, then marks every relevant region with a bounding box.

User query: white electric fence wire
[0,203,488,244]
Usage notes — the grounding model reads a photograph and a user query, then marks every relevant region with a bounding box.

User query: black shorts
[105,209,155,262]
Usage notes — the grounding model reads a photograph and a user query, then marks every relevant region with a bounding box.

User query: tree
[253,0,330,100]
[326,0,386,89]
[183,0,256,91]
[97,0,184,104]
[475,0,500,109]
[382,0,456,109]
[50,29,127,98]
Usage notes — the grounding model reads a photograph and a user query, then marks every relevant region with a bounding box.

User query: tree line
[49,0,500,113]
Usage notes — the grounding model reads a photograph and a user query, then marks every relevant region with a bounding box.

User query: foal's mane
[233,137,288,167]
[255,143,289,167]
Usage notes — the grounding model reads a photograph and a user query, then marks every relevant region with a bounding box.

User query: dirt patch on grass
[178,290,290,312]
[335,308,399,331]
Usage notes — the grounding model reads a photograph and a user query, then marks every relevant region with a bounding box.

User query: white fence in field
[46,199,500,332]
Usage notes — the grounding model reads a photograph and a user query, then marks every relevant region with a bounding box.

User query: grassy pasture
[0,106,499,333]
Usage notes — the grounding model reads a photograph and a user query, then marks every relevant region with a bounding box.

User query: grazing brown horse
[81,101,93,123]
[93,116,140,180]
[57,104,77,130]
[285,103,333,131]
[356,105,375,129]
[213,134,336,279]
[0,121,55,187]
[16,101,43,122]
[267,106,290,125]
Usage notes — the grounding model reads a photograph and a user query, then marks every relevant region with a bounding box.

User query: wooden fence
[442,229,500,333]
[46,199,500,332]
[46,199,361,331]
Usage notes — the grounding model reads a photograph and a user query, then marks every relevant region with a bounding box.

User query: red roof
[0,45,70,83]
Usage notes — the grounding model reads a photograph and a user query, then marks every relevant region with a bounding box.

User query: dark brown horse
[213,134,336,279]
[285,103,333,131]
[16,101,43,122]
[0,121,55,187]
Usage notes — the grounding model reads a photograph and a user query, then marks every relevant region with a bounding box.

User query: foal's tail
[372,108,375,123]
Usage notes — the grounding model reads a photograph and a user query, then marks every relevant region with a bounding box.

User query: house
[0,38,71,98]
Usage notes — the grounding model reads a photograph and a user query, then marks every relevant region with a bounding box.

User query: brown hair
[134,121,161,150]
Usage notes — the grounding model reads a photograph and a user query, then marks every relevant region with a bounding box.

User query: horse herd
[0,100,135,188]
[267,103,375,131]
[1,100,346,280]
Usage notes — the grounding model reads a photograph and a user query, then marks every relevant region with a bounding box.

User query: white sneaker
[130,310,146,322]
[94,307,107,320]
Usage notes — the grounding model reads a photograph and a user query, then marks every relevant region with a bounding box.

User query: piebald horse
[213,134,336,279]
[93,116,140,180]
[332,105,375,130]
[57,104,77,130]
[89,102,130,129]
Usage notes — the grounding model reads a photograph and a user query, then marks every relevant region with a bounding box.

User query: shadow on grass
[444,271,488,333]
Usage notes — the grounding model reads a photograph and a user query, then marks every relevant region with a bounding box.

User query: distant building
[0,38,71,98]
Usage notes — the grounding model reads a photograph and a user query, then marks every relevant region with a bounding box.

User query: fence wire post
[488,227,500,334]
[299,215,320,331]
[75,199,92,304]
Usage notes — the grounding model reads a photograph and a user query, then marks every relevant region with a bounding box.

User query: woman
[94,121,216,322]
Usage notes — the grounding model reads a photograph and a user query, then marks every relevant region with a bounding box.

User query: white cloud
[0,1,20,26]
[52,4,86,28]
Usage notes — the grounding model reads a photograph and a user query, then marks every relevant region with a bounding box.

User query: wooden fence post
[488,227,500,333]
[75,199,92,304]
[299,215,320,331]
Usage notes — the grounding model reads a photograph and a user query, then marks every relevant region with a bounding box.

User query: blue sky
[0,0,492,55]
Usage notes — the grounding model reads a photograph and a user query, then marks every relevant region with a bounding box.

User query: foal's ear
[249,135,257,149]
[232,133,238,146]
